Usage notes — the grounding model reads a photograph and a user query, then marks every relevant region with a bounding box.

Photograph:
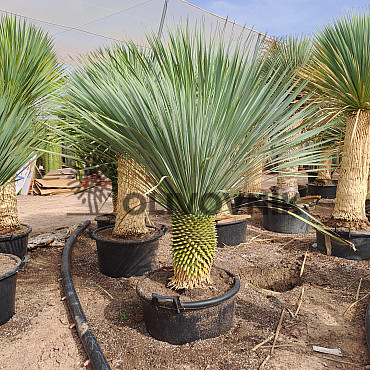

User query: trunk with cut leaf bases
[170,213,216,289]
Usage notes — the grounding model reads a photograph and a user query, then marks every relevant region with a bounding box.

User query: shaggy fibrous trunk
[111,179,118,214]
[218,199,232,216]
[242,161,262,195]
[113,156,147,237]
[332,111,370,223]
[277,164,298,200]
[0,181,21,234]
[276,130,300,200]
[170,212,217,289]
[276,120,304,200]
[315,148,333,185]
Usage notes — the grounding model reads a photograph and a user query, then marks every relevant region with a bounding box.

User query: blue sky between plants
[189,0,370,37]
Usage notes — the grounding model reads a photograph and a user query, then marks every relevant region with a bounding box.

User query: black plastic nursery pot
[0,224,32,259]
[136,268,240,345]
[307,183,337,199]
[90,225,166,278]
[307,171,318,183]
[0,254,27,326]
[232,195,262,214]
[262,201,311,234]
[316,229,370,260]
[216,218,247,247]
[298,185,308,198]
[94,213,116,229]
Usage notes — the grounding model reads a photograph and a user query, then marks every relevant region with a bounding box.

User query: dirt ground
[0,190,112,370]
[0,177,369,369]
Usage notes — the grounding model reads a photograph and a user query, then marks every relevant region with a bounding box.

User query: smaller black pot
[316,229,370,260]
[136,268,240,345]
[0,254,28,326]
[298,185,308,198]
[90,225,166,278]
[262,201,311,234]
[233,195,262,214]
[307,183,337,199]
[307,171,318,183]
[94,213,116,229]
[0,224,32,259]
[216,218,247,247]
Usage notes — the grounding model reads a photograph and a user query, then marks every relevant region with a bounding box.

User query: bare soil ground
[0,191,112,370]
[0,178,369,370]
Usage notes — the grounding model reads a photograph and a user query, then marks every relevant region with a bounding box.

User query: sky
[188,0,370,38]
[0,0,368,64]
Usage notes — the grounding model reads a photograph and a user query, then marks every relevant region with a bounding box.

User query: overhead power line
[53,0,152,36]
[0,8,122,42]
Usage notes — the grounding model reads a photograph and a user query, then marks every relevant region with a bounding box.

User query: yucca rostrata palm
[0,15,60,234]
[262,35,315,199]
[49,119,119,212]
[60,27,330,289]
[308,11,370,228]
[57,45,150,237]
[313,116,345,184]
[0,97,43,233]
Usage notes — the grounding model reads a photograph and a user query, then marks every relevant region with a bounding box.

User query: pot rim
[307,183,337,188]
[136,267,240,310]
[0,254,27,281]
[215,218,248,226]
[94,213,116,222]
[0,224,32,242]
[91,224,167,245]
[317,229,370,239]
[263,199,307,213]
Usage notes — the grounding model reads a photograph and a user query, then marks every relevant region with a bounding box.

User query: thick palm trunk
[242,162,262,195]
[332,112,370,223]
[276,127,301,200]
[0,181,20,234]
[315,148,332,184]
[277,166,298,200]
[113,156,147,237]
[218,198,232,215]
[170,212,216,289]
[111,178,118,214]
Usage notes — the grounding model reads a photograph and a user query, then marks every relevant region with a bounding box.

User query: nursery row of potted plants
[0,15,61,327]
[1,10,369,349]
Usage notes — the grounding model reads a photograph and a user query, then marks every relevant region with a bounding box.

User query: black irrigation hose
[61,220,111,370]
